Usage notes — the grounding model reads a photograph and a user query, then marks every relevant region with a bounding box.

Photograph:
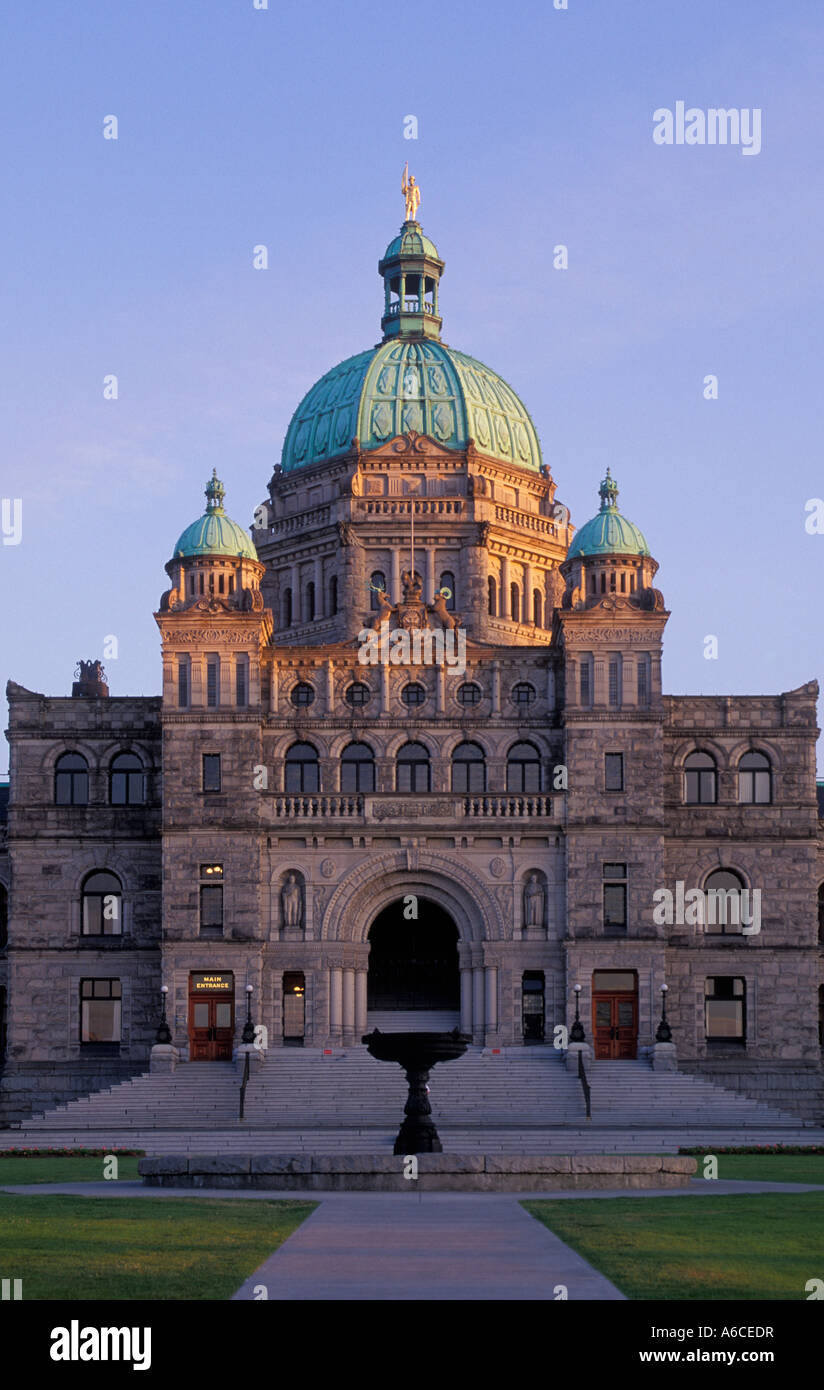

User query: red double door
[592,973,638,1059]
[189,976,234,1061]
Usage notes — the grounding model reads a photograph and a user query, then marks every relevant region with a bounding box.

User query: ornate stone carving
[336,521,357,547]
[372,801,453,820]
[489,856,506,879]
[159,629,260,643]
[320,858,336,879]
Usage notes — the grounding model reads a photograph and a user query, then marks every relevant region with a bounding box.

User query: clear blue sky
[2,0,823,773]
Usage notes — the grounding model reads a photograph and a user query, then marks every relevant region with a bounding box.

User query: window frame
[79,977,122,1045]
[110,752,146,806]
[451,741,487,794]
[738,751,772,805]
[396,742,431,793]
[684,751,718,805]
[604,752,624,793]
[603,862,628,935]
[507,742,541,794]
[55,753,89,806]
[81,871,123,937]
[705,975,746,1045]
[285,742,320,794]
[340,741,375,794]
[202,754,222,793]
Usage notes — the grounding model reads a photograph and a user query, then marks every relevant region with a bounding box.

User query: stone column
[342,968,355,1044]
[314,557,323,616]
[380,660,390,715]
[436,661,446,714]
[593,656,607,707]
[524,562,534,624]
[329,968,343,1044]
[325,659,335,713]
[485,967,498,1035]
[426,547,436,600]
[355,970,368,1037]
[270,969,284,1048]
[472,967,485,1045]
[460,969,473,1034]
[491,661,501,714]
[500,556,510,618]
[391,548,401,603]
[290,564,299,626]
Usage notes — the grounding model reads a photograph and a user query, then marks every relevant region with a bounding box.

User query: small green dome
[281,338,543,473]
[566,470,650,559]
[383,222,440,260]
[173,471,258,560]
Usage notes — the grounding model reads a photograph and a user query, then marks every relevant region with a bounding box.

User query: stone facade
[1,219,822,1127]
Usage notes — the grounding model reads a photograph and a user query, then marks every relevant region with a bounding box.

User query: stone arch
[382,730,441,760]
[671,737,729,772]
[321,850,506,944]
[38,739,100,774]
[441,730,494,760]
[726,737,783,772]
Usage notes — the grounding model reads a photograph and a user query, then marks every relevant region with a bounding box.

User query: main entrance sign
[188,971,235,1060]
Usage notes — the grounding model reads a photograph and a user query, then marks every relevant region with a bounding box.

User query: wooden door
[189,995,234,1061]
[593,992,638,1059]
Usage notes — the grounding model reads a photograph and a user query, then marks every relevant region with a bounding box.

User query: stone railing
[356,499,463,517]
[494,505,558,537]
[269,793,553,822]
[463,795,553,818]
[265,505,331,538]
[272,795,364,818]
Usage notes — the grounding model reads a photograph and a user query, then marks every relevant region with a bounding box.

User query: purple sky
[2,0,824,773]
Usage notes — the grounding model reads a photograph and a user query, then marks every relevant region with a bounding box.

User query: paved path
[3,1180,822,1301]
[230,1192,625,1301]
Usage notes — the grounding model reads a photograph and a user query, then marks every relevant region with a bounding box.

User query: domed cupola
[378,216,445,342]
[278,177,544,475]
[561,471,663,609]
[159,472,266,614]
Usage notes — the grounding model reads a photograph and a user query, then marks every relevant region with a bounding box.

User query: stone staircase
[4,1048,822,1156]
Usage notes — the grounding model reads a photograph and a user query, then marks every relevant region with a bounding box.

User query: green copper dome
[280,216,543,474]
[383,225,440,260]
[173,471,258,560]
[281,338,543,473]
[566,470,650,559]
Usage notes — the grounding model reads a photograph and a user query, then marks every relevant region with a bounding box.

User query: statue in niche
[524,873,545,928]
[281,874,303,929]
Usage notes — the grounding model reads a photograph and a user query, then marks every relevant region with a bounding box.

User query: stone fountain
[362,1028,470,1154]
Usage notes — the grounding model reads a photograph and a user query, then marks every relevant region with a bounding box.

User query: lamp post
[242,983,255,1045]
[155,984,172,1045]
[569,983,586,1042]
[655,982,672,1043]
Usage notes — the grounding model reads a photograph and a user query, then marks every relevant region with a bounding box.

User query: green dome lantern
[566,470,650,559]
[173,470,258,560]
[280,213,544,475]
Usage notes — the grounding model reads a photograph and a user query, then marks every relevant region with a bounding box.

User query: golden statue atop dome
[402,162,420,222]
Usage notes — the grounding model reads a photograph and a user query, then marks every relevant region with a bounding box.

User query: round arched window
[345,682,371,708]
[340,742,375,793]
[82,870,123,936]
[285,742,319,793]
[110,753,145,806]
[451,742,486,794]
[401,682,426,708]
[290,682,316,708]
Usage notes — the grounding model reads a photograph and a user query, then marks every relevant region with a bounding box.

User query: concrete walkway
[231,1192,625,1301]
[3,1178,823,1302]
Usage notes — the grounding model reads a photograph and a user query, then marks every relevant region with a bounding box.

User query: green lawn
[524,1192,824,1300]
[693,1154,824,1185]
[0,1194,317,1299]
[0,1155,142,1185]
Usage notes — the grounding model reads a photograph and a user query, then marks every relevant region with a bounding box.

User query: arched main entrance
[367,899,460,1024]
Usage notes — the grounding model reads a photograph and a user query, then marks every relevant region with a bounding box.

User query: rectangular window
[202,754,221,793]
[637,655,649,706]
[177,656,190,708]
[579,657,591,706]
[608,657,621,708]
[236,654,249,708]
[603,862,627,934]
[206,654,220,708]
[80,978,122,1044]
[200,864,223,934]
[604,753,624,792]
[705,976,746,1043]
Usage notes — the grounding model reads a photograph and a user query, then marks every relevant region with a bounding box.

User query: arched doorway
[367,899,460,1027]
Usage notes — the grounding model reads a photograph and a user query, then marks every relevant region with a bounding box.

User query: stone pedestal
[150,1044,179,1074]
[651,1042,677,1071]
[235,1044,265,1071]
[564,1041,593,1074]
